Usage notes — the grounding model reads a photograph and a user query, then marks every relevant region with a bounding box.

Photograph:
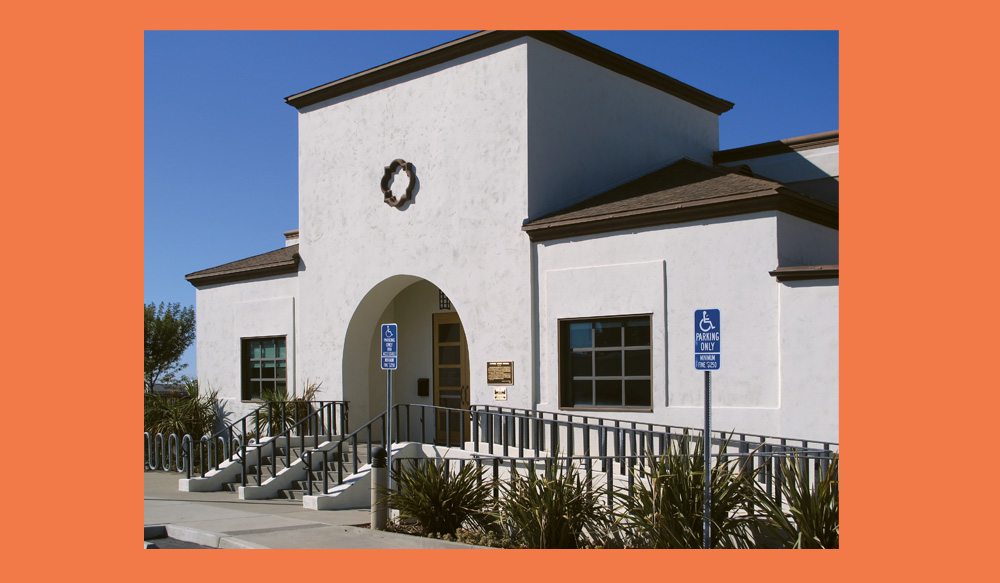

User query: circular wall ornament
[380,159,416,207]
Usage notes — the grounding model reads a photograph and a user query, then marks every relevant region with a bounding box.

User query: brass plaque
[486,361,514,385]
[493,387,508,401]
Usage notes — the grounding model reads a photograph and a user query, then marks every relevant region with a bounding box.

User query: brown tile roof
[522,159,838,241]
[185,244,300,287]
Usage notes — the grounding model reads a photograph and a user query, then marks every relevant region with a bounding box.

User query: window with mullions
[241,337,287,401]
[559,316,651,409]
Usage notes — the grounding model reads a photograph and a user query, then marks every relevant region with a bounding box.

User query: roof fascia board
[285,31,734,114]
[522,188,838,241]
[714,131,839,164]
[185,257,300,288]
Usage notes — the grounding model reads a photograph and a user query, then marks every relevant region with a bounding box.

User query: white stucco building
[186,31,839,444]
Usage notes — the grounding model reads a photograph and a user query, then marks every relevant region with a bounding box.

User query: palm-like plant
[257,380,322,436]
[388,458,495,537]
[496,461,613,549]
[620,434,763,549]
[144,379,220,438]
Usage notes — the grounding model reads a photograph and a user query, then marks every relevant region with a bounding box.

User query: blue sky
[144,30,839,377]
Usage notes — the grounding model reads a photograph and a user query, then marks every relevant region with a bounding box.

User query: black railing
[239,401,350,487]
[390,445,838,512]
[462,405,837,499]
[144,400,349,480]
[301,408,391,496]
[300,403,836,502]
[470,405,837,457]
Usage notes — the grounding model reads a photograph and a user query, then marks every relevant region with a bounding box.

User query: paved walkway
[143,471,483,549]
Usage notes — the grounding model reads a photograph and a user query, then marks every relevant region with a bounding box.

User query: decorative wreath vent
[380,159,416,207]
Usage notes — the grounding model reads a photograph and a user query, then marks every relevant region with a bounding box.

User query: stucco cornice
[768,265,839,282]
[522,188,838,242]
[285,31,734,115]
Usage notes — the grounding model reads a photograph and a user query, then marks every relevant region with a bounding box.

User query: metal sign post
[694,309,720,549]
[381,324,398,490]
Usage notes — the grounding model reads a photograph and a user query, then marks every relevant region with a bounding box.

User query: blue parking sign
[694,309,720,370]
[381,323,397,370]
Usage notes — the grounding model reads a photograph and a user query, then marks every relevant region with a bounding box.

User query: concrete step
[289,474,341,490]
[276,488,310,500]
[226,440,382,498]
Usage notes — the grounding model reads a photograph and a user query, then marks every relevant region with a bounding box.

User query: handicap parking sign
[381,323,397,370]
[694,309,720,370]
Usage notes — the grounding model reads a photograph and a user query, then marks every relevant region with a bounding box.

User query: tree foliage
[144,302,196,391]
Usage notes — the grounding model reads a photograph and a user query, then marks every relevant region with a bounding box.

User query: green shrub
[620,435,764,549]
[388,458,495,537]
[496,461,614,549]
[144,380,225,471]
[144,379,220,438]
[257,381,321,436]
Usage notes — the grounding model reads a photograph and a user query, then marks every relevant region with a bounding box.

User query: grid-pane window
[242,337,287,400]
[559,316,651,409]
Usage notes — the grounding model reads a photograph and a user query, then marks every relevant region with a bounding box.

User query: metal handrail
[393,404,837,506]
[301,407,391,496]
[471,404,838,453]
[277,403,839,503]
[239,401,350,487]
[390,445,838,511]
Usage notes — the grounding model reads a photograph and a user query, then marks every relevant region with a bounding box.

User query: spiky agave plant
[620,434,764,549]
[757,453,839,548]
[387,457,495,537]
[496,460,613,549]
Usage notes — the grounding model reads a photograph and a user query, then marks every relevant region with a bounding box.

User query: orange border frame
[8,0,982,578]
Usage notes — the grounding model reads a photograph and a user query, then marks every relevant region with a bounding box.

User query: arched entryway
[342,275,469,443]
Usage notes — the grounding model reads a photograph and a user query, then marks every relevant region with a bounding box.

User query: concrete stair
[217,440,380,500]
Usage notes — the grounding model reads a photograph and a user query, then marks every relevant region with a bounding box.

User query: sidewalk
[143,471,484,549]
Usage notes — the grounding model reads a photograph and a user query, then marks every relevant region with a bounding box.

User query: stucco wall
[525,39,720,219]
[777,279,839,442]
[291,38,730,424]
[294,40,535,417]
[195,273,298,420]
[777,213,839,267]
[536,213,797,437]
[718,144,839,183]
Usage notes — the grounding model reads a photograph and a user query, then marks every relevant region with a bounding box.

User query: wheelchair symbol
[384,327,394,338]
[698,311,716,332]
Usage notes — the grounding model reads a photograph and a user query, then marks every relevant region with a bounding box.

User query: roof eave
[714,130,839,164]
[284,31,734,115]
[522,188,838,242]
[185,256,300,288]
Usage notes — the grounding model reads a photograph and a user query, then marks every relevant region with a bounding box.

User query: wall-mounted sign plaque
[493,387,508,401]
[486,361,514,385]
